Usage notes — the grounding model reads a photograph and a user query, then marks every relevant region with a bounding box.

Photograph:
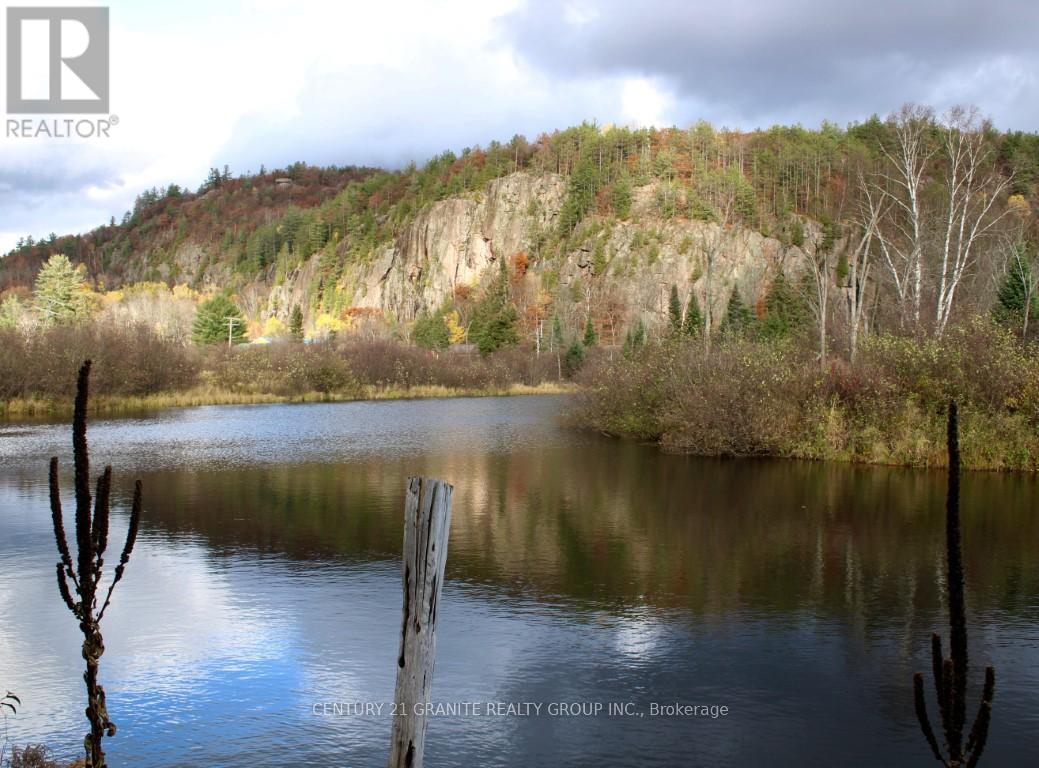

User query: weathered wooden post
[388,477,453,768]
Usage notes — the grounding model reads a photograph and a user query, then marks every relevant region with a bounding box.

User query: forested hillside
[4,107,1039,467]
[3,108,1038,350]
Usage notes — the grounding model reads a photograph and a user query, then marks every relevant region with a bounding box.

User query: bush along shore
[0,323,572,418]
[573,318,1039,472]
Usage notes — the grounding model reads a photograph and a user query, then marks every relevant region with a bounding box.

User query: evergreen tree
[683,292,703,337]
[289,304,305,341]
[612,174,632,219]
[558,153,598,235]
[722,290,753,337]
[759,272,809,340]
[563,339,585,377]
[413,311,450,350]
[33,254,89,324]
[193,294,246,346]
[0,294,24,329]
[201,167,223,193]
[469,268,518,356]
[551,314,564,351]
[583,316,598,347]
[994,242,1038,337]
[668,284,683,335]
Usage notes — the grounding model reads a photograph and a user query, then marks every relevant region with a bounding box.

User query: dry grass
[0,381,574,418]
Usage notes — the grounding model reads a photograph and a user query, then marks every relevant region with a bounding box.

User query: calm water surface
[1,395,1037,766]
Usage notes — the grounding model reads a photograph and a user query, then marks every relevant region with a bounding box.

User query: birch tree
[844,174,885,360]
[804,241,831,368]
[870,104,935,329]
[933,107,1013,336]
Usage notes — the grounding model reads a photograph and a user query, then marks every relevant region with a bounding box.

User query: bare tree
[803,240,832,369]
[933,107,1013,336]
[845,174,885,360]
[699,227,719,352]
[696,167,746,354]
[870,104,935,329]
[866,104,1011,336]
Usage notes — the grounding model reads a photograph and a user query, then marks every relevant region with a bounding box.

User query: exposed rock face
[333,172,818,332]
[347,172,565,320]
[169,170,818,334]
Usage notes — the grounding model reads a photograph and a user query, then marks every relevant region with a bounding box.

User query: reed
[49,361,142,768]
[912,402,995,767]
[2,381,573,417]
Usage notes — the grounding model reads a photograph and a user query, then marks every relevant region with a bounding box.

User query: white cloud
[620,77,673,128]
[1,0,1036,255]
[0,0,610,251]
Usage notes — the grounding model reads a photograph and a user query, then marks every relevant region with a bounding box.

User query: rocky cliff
[262,171,818,337]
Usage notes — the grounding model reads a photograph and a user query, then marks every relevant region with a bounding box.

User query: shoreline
[567,416,1039,474]
[0,382,576,419]
[5,383,1033,473]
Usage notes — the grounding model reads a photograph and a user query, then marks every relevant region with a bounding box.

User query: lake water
[1,395,1037,766]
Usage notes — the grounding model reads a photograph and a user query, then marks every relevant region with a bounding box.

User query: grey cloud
[498,0,1039,128]
[0,151,132,247]
[0,156,118,201]
[218,55,623,174]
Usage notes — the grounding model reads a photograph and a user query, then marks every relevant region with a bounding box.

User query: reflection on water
[1,396,1037,766]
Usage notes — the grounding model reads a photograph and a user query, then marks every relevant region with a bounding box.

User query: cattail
[912,402,995,767]
[50,360,143,768]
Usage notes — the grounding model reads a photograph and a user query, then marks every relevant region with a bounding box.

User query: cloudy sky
[1,0,1037,254]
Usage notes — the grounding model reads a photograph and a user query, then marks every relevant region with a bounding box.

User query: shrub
[11,744,63,768]
[412,312,450,350]
[0,323,198,400]
[574,317,1039,469]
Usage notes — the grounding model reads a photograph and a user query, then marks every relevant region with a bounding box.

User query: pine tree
[201,167,223,192]
[583,316,598,347]
[551,315,564,351]
[34,254,89,324]
[289,305,304,341]
[668,284,683,335]
[0,294,24,329]
[413,312,450,350]
[759,272,808,340]
[558,153,599,236]
[193,294,246,346]
[683,292,703,337]
[994,242,1038,338]
[563,339,585,377]
[469,267,518,356]
[612,174,632,219]
[722,290,753,337]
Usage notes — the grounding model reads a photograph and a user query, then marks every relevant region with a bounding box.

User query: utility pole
[225,316,240,349]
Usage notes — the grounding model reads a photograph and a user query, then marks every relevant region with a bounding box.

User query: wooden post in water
[388,477,453,768]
